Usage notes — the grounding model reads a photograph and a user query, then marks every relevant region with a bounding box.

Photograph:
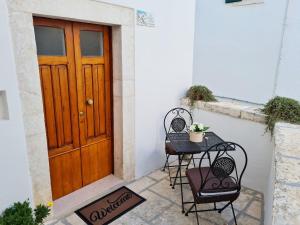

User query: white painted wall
[0,0,33,211]
[275,0,300,101]
[193,0,288,104]
[190,108,273,194]
[100,0,196,177]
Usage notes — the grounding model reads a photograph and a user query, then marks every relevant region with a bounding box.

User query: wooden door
[34,18,113,200]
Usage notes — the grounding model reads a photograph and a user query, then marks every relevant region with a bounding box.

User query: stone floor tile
[44,219,59,225]
[242,187,256,196]
[151,204,215,225]
[126,176,156,193]
[132,190,172,222]
[246,200,262,219]
[110,212,149,225]
[219,205,236,223]
[236,214,261,225]
[255,193,263,200]
[196,210,228,225]
[233,192,254,211]
[148,169,168,181]
[48,221,65,225]
[65,214,86,225]
[149,178,193,206]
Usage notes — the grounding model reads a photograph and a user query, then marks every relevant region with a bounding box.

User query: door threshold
[51,175,125,219]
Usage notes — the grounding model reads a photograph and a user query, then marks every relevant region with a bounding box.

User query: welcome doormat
[75,186,146,225]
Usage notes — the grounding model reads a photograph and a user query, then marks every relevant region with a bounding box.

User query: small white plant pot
[189,132,204,143]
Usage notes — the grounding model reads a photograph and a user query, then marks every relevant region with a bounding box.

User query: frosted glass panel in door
[34,26,66,56]
[80,31,103,56]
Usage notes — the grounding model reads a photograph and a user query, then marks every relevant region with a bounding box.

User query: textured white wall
[100,0,196,177]
[193,0,287,104]
[275,0,300,101]
[191,109,273,194]
[0,0,33,211]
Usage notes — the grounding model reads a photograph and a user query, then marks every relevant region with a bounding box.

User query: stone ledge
[273,123,300,225]
[181,98,266,124]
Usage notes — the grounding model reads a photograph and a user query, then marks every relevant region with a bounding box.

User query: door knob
[79,111,84,116]
[86,98,94,105]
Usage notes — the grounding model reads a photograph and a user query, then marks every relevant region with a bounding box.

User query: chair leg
[185,203,195,216]
[186,155,193,170]
[194,203,200,225]
[192,156,196,167]
[218,201,231,213]
[231,202,237,225]
[166,156,173,186]
[172,155,183,189]
[162,154,170,171]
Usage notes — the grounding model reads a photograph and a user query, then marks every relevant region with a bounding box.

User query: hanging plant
[262,96,300,135]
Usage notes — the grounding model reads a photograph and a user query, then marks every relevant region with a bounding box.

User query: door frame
[7,0,135,206]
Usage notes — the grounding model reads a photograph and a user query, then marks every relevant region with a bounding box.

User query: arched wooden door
[34,17,113,200]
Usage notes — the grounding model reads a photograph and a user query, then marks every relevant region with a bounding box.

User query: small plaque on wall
[226,0,264,5]
[136,10,155,27]
[226,0,242,3]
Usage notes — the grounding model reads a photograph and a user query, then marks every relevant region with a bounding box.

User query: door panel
[81,140,112,185]
[34,18,113,200]
[49,150,82,199]
[73,23,113,185]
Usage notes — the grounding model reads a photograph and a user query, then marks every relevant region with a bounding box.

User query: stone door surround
[7,0,135,205]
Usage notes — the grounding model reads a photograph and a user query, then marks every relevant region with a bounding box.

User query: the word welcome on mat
[75,186,146,225]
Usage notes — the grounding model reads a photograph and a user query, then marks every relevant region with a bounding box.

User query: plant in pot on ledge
[186,85,217,106]
[189,123,209,142]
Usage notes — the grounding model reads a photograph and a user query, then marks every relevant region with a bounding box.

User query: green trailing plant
[0,200,50,225]
[186,85,217,105]
[262,96,300,135]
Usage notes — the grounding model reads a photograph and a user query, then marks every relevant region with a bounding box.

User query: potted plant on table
[189,123,209,142]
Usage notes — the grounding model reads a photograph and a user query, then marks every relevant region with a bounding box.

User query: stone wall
[273,123,300,225]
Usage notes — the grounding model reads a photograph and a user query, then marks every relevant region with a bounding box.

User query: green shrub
[0,200,50,225]
[262,96,300,135]
[186,85,217,105]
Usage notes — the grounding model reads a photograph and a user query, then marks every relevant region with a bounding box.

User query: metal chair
[185,142,248,225]
[163,107,195,187]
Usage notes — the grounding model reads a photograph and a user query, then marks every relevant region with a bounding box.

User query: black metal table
[167,132,225,213]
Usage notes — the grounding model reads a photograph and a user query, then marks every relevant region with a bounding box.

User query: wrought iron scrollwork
[164,107,193,139]
[198,142,248,195]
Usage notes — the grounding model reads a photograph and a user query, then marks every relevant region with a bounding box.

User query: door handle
[79,111,84,116]
[86,98,94,105]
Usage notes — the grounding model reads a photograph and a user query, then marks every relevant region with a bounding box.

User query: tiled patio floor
[47,167,264,225]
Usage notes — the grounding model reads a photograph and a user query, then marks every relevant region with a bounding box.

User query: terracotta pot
[189,132,204,143]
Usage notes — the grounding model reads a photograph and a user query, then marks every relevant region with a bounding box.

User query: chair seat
[186,167,239,203]
[165,142,177,155]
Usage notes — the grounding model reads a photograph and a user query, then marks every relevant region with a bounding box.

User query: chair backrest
[198,142,248,195]
[163,107,193,140]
